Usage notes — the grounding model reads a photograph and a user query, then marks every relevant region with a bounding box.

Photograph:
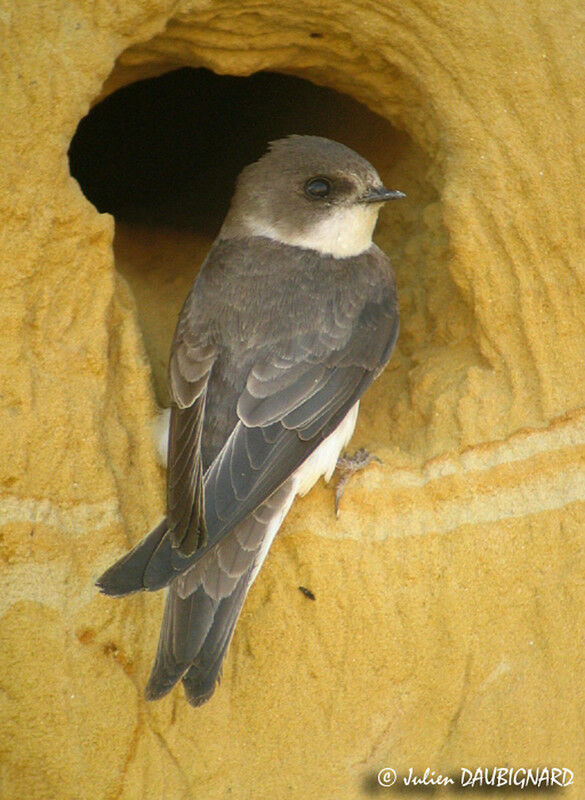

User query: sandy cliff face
[2,1,585,798]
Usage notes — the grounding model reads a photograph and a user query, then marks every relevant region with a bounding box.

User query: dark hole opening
[69,66,409,235]
[68,67,426,408]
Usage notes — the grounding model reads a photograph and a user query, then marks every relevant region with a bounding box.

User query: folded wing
[97,280,398,595]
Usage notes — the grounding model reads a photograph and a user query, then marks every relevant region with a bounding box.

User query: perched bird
[97,135,402,706]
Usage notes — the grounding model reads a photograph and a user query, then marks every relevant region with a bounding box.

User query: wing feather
[166,330,217,555]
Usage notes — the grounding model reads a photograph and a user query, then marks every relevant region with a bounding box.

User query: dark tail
[96,520,245,705]
[98,481,294,704]
[144,574,250,706]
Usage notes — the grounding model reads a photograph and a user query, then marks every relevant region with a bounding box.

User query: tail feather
[144,584,214,700]
[181,581,248,706]
[99,480,296,705]
[144,575,249,705]
[181,636,234,707]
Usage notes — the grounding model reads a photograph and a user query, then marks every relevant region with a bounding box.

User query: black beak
[361,186,406,203]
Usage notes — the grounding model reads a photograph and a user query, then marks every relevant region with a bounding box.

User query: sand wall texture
[2,1,585,798]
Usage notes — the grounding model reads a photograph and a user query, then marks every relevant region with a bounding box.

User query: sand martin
[97,135,403,705]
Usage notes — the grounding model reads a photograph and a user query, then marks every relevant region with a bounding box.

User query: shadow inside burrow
[69,66,431,406]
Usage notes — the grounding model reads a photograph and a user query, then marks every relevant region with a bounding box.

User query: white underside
[153,408,172,467]
[247,401,360,583]
[292,401,360,495]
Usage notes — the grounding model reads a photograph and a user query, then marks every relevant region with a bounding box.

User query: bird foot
[334,448,381,517]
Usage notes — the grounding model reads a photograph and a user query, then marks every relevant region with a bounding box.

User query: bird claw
[334,448,381,516]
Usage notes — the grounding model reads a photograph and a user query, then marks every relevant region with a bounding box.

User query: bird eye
[304,177,332,199]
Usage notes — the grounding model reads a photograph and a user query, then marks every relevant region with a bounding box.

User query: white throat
[236,204,380,258]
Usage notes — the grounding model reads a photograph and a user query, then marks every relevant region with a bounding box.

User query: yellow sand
[1,1,585,797]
